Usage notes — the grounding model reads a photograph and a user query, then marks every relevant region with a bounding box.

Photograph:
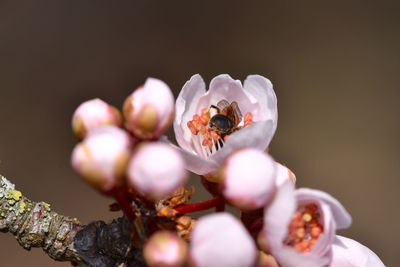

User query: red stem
[108,188,136,220]
[175,196,223,214]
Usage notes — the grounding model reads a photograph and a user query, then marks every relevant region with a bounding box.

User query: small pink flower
[143,230,188,267]
[174,74,277,175]
[263,181,352,267]
[71,126,132,192]
[127,142,187,200]
[222,148,277,210]
[123,78,175,140]
[190,212,257,267]
[71,98,122,139]
[329,235,385,267]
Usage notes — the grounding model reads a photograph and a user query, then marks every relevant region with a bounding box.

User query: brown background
[0,1,399,266]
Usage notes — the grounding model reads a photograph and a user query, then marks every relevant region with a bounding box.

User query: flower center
[187,105,253,157]
[283,203,324,253]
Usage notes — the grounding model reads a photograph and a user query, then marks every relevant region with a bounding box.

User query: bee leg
[218,138,224,149]
[210,105,221,113]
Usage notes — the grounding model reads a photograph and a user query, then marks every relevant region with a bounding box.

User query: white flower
[173,74,277,175]
[263,181,352,267]
[189,212,257,267]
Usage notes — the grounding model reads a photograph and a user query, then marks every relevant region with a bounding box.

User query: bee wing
[217,99,230,110]
[230,101,243,125]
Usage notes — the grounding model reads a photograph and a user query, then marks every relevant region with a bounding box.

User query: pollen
[284,203,324,253]
[187,107,254,153]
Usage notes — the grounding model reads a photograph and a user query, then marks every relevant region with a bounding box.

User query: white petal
[263,180,296,249]
[196,74,259,117]
[330,236,385,267]
[171,144,219,175]
[244,75,278,123]
[211,120,275,165]
[296,188,352,229]
[173,74,206,152]
[273,246,330,267]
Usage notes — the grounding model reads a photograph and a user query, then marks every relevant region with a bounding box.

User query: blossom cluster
[70,74,385,267]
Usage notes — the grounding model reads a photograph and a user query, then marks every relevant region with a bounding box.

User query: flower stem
[175,196,223,214]
[109,188,136,220]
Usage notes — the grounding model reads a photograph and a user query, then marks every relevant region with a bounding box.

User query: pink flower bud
[71,126,132,192]
[127,142,187,200]
[144,230,188,267]
[123,78,174,140]
[190,213,257,267]
[222,149,277,210]
[72,98,122,139]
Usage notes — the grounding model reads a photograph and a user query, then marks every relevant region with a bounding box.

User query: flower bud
[72,98,122,139]
[144,230,188,267]
[189,213,257,267]
[127,142,187,200]
[123,78,174,140]
[71,126,132,192]
[222,149,277,210]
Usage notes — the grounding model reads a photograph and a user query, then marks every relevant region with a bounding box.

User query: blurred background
[0,1,399,266]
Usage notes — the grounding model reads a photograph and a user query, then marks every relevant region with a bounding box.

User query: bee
[209,99,243,139]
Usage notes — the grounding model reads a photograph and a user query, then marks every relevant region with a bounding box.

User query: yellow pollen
[302,213,312,222]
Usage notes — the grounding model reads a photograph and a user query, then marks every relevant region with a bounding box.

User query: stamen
[187,107,253,157]
[284,203,324,253]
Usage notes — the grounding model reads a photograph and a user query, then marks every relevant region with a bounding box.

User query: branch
[0,175,146,267]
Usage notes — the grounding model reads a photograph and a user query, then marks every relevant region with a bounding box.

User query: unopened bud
[123,78,174,140]
[144,230,188,267]
[71,126,132,192]
[190,213,257,267]
[72,98,122,139]
[222,149,277,210]
[127,142,187,200]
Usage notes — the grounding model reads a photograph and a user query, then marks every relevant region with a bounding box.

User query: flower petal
[273,246,330,267]
[244,75,278,123]
[171,144,219,175]
[296,189,352,229]
[264,180,296,249]
[196,74,260,117]
[211,120,275,165]
[173,74,206,152]
[330,236,385,267]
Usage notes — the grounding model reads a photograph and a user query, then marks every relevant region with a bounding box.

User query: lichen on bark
[0,175,83,264]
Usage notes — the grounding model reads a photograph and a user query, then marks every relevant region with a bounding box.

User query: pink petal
[263,180,296,249]
[330,236,385,267]
[296,188,352,229]
[190,213,257,267]
[243,75,278,123]
[196,74,260,118]
[171,144,219,175]
[272,246,330,267]
[211,120,275,166]
[173,74,206,152]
